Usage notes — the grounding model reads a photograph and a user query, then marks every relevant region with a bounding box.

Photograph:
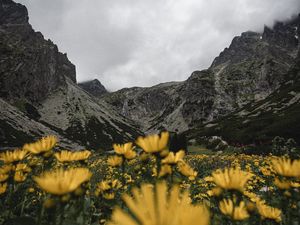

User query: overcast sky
[16,0,300,91]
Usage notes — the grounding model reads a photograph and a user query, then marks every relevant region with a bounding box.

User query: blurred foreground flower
[108,182,209,225]
[271,157,300,177]
[0,149,28,164]
[212,167,252,192]
[256,201,281,222]
[23,135,57,154]
[219,199,249,220]
[54,150,91,162]
[136,131,169,153]
[34,167,92,195]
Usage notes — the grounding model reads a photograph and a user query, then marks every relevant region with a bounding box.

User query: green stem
[20,193,27,216]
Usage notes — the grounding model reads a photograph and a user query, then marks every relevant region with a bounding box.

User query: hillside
[0,0,143,150]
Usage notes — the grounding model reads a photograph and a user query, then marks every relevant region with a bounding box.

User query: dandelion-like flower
[0,149,28,164]
[54,150,91,162]
[95,180,122,200]
[0,183,7,195]
[219,199,249,221]
[23,136,57,154]
[162,150,185,164]
[256,201,281,222]
[108,182,210,225]
[0,174,9,182]
[212,167,252,192]
[136,132,169,153]
[107,155,123,167]
[271,157,300,177]
[177,161,197,180]
[158,164,172,177]
[34,168,92,195]
[113,143,137,159]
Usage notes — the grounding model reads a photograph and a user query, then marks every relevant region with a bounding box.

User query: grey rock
[78,79,108,97]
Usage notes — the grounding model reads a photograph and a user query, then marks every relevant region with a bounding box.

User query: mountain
[78,79,108,97]
[101,14,300,134]
[186,50,300,144]
[0,0,143,150]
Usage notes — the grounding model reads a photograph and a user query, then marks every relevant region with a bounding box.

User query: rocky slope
[186,50,300,144]
[101,14,300,133]
[78,79,108,97]
[0,0,142,150]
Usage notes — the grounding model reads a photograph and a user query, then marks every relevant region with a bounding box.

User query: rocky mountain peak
[78,79,108,97]
[0,0,76,104]
[0,0,28,25]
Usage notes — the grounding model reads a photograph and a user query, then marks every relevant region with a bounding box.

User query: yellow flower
[0,164,13,174]
[0,149,28,164]
[256,201,281,222]
[15,163,31,173]
[274,178,291,189]
[136,131,169,153]
[113,143,136,159]
[0,183,7,195]
[162,150,185,164]
[108,182,210,225]
[14,171,27,182]
[159,164,172,177]
[34,168,92,195]
[107,155,123,167]
[95,180,122,197]
[177,161,197,180]
[54,150,91,162]
[0,174,9,182]
[212,168,252,192]
[103,193,115,200]
[23,136,57,154]
[207,187,222,197]
[219,199,249,220]
[271,157,300,177]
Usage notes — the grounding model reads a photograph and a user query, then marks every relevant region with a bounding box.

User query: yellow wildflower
[103,193,115,200]
[219,199,249,220]
[274,178,291,189]
[162,150,185,164]
[14,171,27,182]
[136,131,169,153]
[54,150,91,162]
[177,161,197,180]
[159,164,172,177]
[0,174,9,182]
[108,182,210,225]
[0,149,28,164]
[256,201,281,222]
[212,167,252,192]
[23,136,57,154]
[0,183,7,195]
[113,143,136,159]
[107,155,123,167]
[207,187,222,197]
[15,163,31,173]
[271,157,300,177]
[34,168,92,195]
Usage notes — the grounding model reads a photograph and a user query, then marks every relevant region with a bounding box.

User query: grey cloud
[16,0,300,91]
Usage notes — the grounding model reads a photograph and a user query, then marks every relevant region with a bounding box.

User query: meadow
[0,132,300,225]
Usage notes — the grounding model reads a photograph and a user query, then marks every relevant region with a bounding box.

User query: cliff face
[0,0,76,104]
[101,14,300,133]
[0,0,143,150]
